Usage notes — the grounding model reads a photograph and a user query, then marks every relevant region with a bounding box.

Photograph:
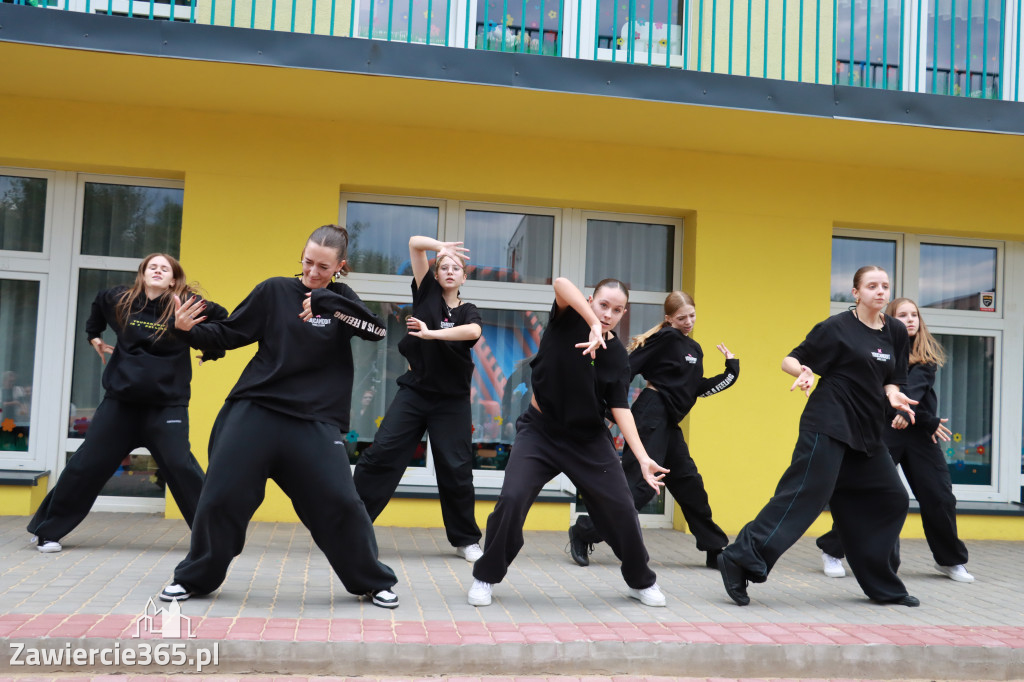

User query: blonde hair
[628,290,694,352]
[886,297,946,367]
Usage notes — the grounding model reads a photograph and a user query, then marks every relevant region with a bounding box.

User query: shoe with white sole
[935,563,975,583]
[368,588,400,608]
[456,543,483,562]
[627,583,667,607]
[36,537,62,553]
[467,579,492,606]
[822,552,846,578]
[159,582,193,602]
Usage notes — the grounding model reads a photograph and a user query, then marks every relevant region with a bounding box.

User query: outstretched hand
[790,365,814,397]
[406,316,434,340]
[640,457,669,493]
[575,322,607,358]
[436,241,470,265]
[932,418,952,443]
[90,338,114,365]
[716,343,735,359]
[174,294,207,331]
[888,390,918,424]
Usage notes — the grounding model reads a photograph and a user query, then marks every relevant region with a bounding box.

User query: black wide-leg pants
[173,400,396,596]
[724,431,910,602]
[575,389,728,552]
[473,406,657,589]
[817,437,968,567]
[28,398,205,540]
[353,385,481,547]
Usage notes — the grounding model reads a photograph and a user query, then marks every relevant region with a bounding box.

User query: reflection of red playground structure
[472,309,543,441]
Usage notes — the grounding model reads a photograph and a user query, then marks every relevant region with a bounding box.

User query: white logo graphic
[134,598,196,639]
[684,354,698,364]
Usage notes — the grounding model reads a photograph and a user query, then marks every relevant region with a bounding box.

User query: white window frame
[59,173,187,514]
[833,228,1022,503]
[340,194,685,527]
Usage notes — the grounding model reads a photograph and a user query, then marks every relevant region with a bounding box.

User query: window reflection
[463,210,554,285]
[925,0,1002,98]
[0,175,46,253]
[81,183,182,258]
[935,334,994,485]
[835,0,902,89]
[346,202,439,276]
[475,0,563,54]
[357,0,453,43]
[830,236,897,302]
[585,219,673,291]
[918,243,997,310]
[0,279,39,453]
[596,0,685,62]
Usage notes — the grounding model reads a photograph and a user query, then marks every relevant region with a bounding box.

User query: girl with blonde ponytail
[569,290,739,569]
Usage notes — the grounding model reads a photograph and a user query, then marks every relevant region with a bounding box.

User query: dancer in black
[717,265,921,607]
[817,297,971,582]
[159,225,400,609]
[353,236,484,561]
[29,254,226,553]
[568,290,738,569]
[468,277,669,607]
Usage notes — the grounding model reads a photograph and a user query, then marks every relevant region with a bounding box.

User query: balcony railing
[4,0,1022,101]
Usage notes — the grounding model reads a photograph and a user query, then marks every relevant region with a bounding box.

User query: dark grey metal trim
[1,2,1021,134]
[0,469,49,486]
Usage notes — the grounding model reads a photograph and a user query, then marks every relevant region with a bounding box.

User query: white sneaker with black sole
[456,543,483,562]
[369,588,400,608]
[822,552,846,578]
[159,583,193,602]
[935,563,975,583]
[627,583,667,607]
[467,579,492,606]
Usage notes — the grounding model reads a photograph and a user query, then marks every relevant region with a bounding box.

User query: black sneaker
[717,553,750,606]
[159,582,193,602]
[369,588,399,609]
[567,525,592,567]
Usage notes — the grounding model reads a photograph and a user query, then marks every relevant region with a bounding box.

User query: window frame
[0,167,56,263]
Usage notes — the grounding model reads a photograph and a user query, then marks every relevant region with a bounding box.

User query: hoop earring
[331,272,340,283]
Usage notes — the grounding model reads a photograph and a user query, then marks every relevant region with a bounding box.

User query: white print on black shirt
[440,321,455,329]
[308,317,332,328]
[332,311,386,337]
[870,348,891,362]
[684,354,697,364]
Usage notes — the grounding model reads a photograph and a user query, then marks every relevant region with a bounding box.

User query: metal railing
[4,0,1022,101]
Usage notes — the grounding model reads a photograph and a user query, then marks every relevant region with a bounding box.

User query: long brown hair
[628,290,694,352]
[886,297,946,367]
[115,253,191,341]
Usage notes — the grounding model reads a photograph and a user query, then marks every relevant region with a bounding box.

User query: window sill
[391,484,573,503]
[912,500,1024,517]
[0,470,49,486]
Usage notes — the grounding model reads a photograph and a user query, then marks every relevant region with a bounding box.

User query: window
[835,0,903,88]
[473,0,564,54]
[0,174,47,253]
[924,0,1003,97]
[0,279,39,454]
[340,194,683,524]
[831,229,1018,502]
[918,242,998,311]
[354,0,457,44]
[65,177,186,502]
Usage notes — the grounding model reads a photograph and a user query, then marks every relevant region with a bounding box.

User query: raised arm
[553,277,604,357]
[407,317,482,342]
[174,285,266,351]
[309,284,387,341]
[408,236,470,287]
[696,344,740,397]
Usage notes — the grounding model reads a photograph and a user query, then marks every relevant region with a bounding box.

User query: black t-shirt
[86,286,228,406]
[179,277,386,430]
[530,302,630,439]
[397,271,482,397]
[629,327,739,423]
[789,310,909,457]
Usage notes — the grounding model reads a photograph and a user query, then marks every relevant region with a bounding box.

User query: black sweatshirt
[177,277,386,430]
[628,327,739,424]
[397,271,482,397]
[885,362,942,445]
[530,302,631,439]
[789,310,909,457]
[86,286,228,406]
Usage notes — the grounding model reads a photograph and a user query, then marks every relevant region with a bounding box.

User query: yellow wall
[1,55,1023,537]
[0,477,49,517]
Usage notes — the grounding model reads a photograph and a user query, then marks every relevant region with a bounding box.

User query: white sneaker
[467,579,492,606]
[369,588,400,608]
[456,543,483,562]
[35,537,62,553]
[627,583,667,607]
[935,563,975,583]
[159,583,192,602]
[822,552,846,578]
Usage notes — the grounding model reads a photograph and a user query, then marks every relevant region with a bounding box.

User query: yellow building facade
[1,3,1022,541]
